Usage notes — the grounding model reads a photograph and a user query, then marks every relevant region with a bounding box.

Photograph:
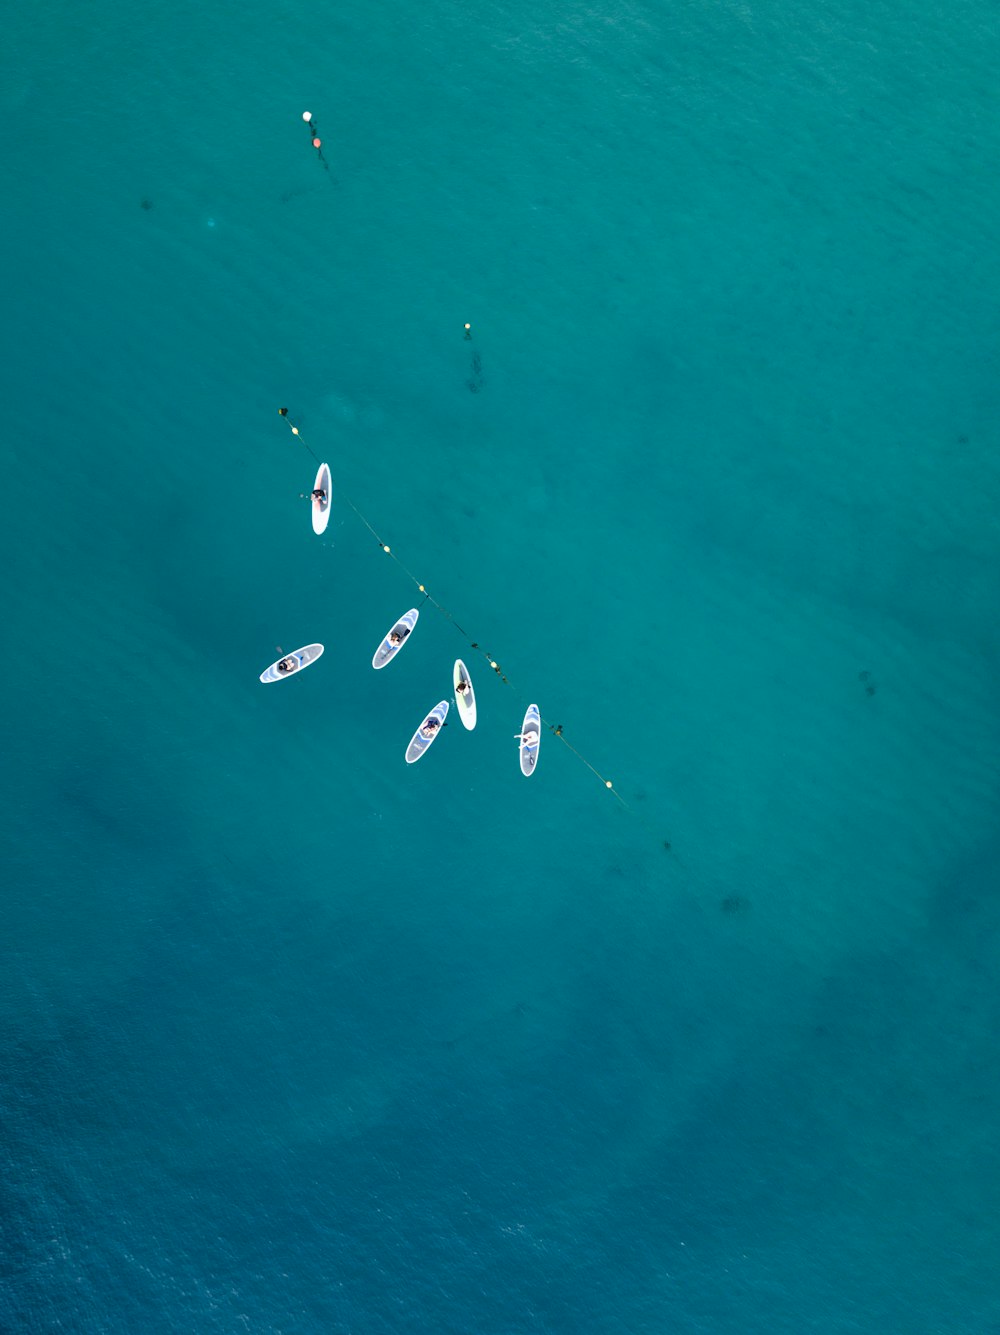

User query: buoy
[302,111,313,123]
[312,137,322,150]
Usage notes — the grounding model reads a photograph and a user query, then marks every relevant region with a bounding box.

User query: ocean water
[2,0,999,1329]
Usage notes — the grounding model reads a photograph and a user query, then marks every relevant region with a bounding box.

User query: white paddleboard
[372,608,419,669]
[311,462,332,535]
[405,700,450,764]
[259,643,324,683]
[517,703,541,776]
[452,659,477,730]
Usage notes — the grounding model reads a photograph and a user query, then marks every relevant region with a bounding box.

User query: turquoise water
[2,0,1000,1328]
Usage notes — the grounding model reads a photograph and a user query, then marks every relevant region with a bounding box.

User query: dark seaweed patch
[721,895,751,915]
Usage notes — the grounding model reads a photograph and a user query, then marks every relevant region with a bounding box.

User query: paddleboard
[372,608,419,669]
[260,643,325,683]
[405,700,450,764]
[311,462,331,535]
[452,659,477,730]
[517,703,541,776]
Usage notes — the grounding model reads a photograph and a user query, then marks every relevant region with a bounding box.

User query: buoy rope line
[300,111,332,178]
[278,409,628,807]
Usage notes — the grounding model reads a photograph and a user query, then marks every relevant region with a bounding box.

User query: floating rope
[301,111,332,179]
[277,409,627,807]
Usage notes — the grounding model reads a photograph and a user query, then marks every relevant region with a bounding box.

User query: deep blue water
[2,0,999,1329]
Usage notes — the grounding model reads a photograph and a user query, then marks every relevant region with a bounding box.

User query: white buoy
[302,111,313,123]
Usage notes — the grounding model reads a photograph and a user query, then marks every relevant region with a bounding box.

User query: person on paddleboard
[277,658,295,673]
[420,718,441,739]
